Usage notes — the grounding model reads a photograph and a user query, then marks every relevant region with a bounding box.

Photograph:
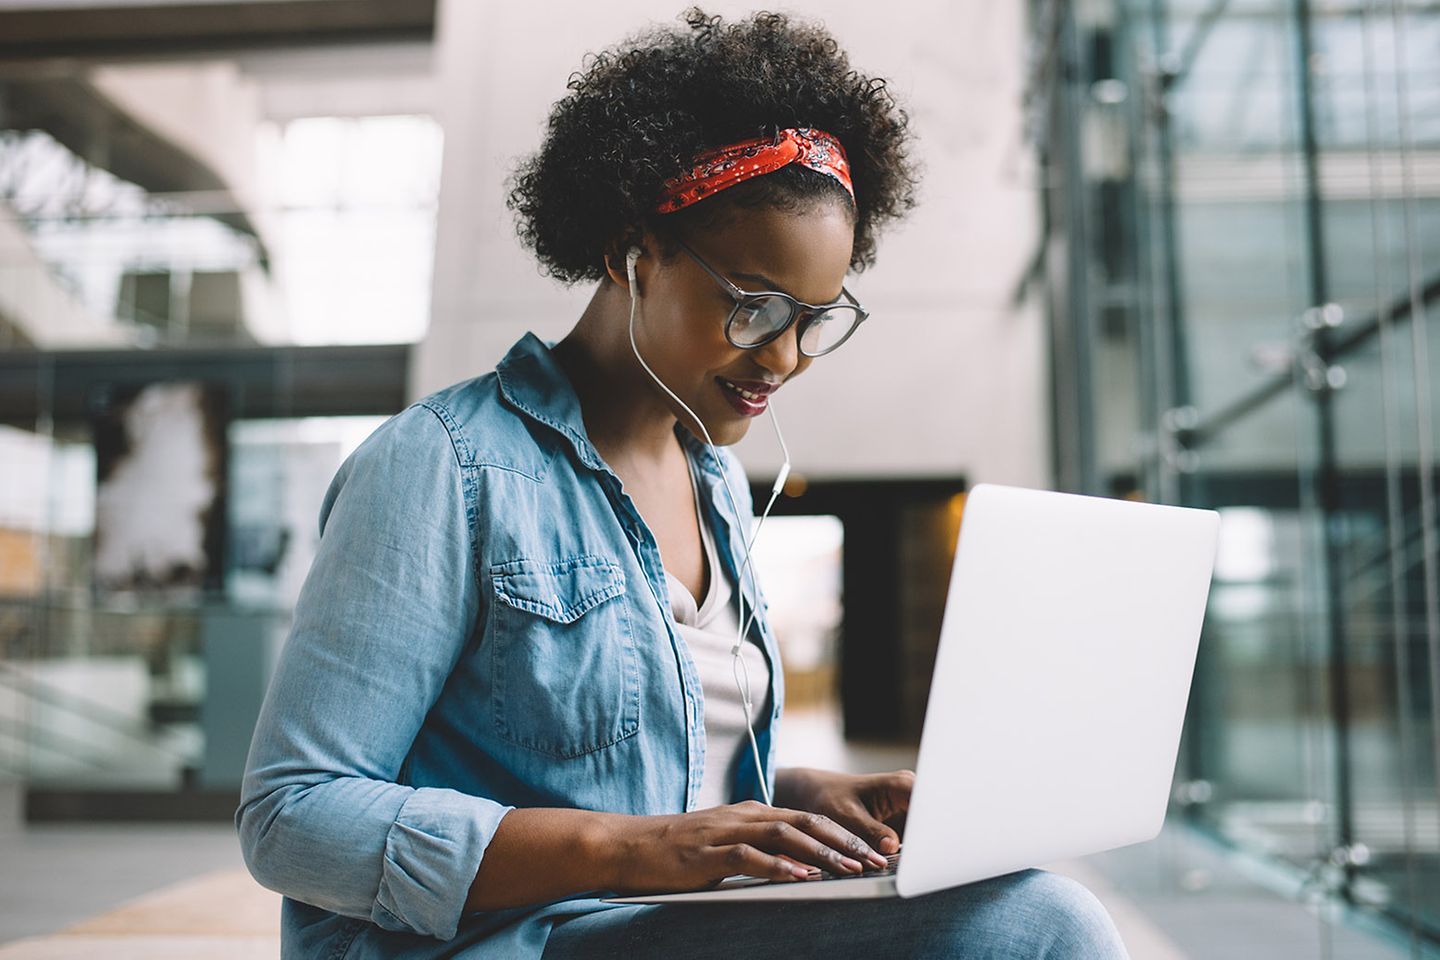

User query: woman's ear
[602,250,626,287]
[602,250,626,289]
[603,242,646,294]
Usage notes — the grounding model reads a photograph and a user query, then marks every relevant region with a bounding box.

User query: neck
[552,281,686,472]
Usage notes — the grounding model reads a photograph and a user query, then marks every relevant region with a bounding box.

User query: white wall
[416,1,1048,486]
[91,61,264,211]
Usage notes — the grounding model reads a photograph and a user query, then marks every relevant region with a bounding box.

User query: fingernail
[868,851,888,868]
[880,836,899,853]
[841,856,863,872]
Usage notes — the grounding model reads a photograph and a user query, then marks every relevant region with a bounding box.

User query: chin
[684,413,751,447]
[712,421,752,446]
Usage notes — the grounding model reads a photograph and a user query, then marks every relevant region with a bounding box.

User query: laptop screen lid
[895,484,1218,898]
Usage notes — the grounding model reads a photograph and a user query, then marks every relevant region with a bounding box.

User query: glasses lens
[727,296,795,346]
[798,305,863,356]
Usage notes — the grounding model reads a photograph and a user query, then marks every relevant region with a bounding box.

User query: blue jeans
[540,870,1131,959]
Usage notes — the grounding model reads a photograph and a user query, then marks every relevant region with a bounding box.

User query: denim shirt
[236,333,784,959]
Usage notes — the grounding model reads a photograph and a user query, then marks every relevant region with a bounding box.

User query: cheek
[641,277,738,379]
[685,294,735,344]
[648,282,716,337]
[661,301,737,364]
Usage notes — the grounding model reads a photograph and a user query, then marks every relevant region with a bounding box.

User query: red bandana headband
[655,127,854,213]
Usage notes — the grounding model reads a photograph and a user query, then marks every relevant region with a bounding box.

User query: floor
[0,822,247,944]
[0,709,1435,958]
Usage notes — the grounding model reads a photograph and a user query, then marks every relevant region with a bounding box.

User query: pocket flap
[491,555,626,624]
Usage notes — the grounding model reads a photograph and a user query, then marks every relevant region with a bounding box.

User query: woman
[237,10,1130,958]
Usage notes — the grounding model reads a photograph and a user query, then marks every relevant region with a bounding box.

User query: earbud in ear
[624,246,641,285]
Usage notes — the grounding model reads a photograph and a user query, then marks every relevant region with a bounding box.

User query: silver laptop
[604,483,1219,904]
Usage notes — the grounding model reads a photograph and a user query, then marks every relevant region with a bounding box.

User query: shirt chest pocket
[488,555,641,759]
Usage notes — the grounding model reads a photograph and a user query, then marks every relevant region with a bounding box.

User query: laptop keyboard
[719,851,901,889]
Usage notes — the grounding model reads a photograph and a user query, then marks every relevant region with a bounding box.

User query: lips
[717,377,779,416]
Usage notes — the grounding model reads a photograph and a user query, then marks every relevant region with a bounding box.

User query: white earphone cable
[625,248,785,807]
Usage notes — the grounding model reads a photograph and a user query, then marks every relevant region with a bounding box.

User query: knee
[1000,870,1129,959]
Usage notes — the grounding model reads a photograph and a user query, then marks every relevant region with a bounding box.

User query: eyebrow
[731,270,845,305]
[731,271,794,298]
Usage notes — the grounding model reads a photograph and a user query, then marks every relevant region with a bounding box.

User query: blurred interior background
[0,0,1437,957]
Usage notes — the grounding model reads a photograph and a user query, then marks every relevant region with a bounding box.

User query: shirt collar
[496,332,734,484]
[494,332,607,472]
[675,422,729,481]
[496,332,761,612]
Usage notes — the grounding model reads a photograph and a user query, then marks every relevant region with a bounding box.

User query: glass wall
[0,410,394,793]
[0,60,437,807]
[1033,0,1439,947]
[0,112,441,350]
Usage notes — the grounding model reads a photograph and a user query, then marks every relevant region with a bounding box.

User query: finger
[729,802,885,868]
[828,800,902,857]
[713,843,810,883]
[737,820,869,875]
[777,809,888,870]
[854,811,902,855]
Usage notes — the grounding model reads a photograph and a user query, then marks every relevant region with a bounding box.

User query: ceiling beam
[0,1,436,62]
[0,342,411,423]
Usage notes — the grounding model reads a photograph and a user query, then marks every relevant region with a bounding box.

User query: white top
[665,462,771,810]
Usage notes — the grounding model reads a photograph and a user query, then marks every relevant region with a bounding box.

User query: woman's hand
[773,766,914,856]
[603,800,891,894]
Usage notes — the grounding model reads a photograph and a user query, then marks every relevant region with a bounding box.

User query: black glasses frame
[678,241,868,357]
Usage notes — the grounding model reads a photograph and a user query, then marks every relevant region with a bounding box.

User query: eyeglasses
[679,241,868,358]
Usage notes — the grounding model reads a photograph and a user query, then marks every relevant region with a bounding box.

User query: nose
[751,323,803,379]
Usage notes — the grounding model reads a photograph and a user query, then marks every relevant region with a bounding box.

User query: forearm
[465,807,627,912]
[240,775,510,939]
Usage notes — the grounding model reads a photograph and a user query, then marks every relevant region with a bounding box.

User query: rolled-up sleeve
[236,403,511,941]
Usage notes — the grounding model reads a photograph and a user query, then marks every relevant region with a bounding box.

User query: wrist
[588,811,635,892]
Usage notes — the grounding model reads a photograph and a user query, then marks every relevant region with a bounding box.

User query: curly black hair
[507,8,918,284]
